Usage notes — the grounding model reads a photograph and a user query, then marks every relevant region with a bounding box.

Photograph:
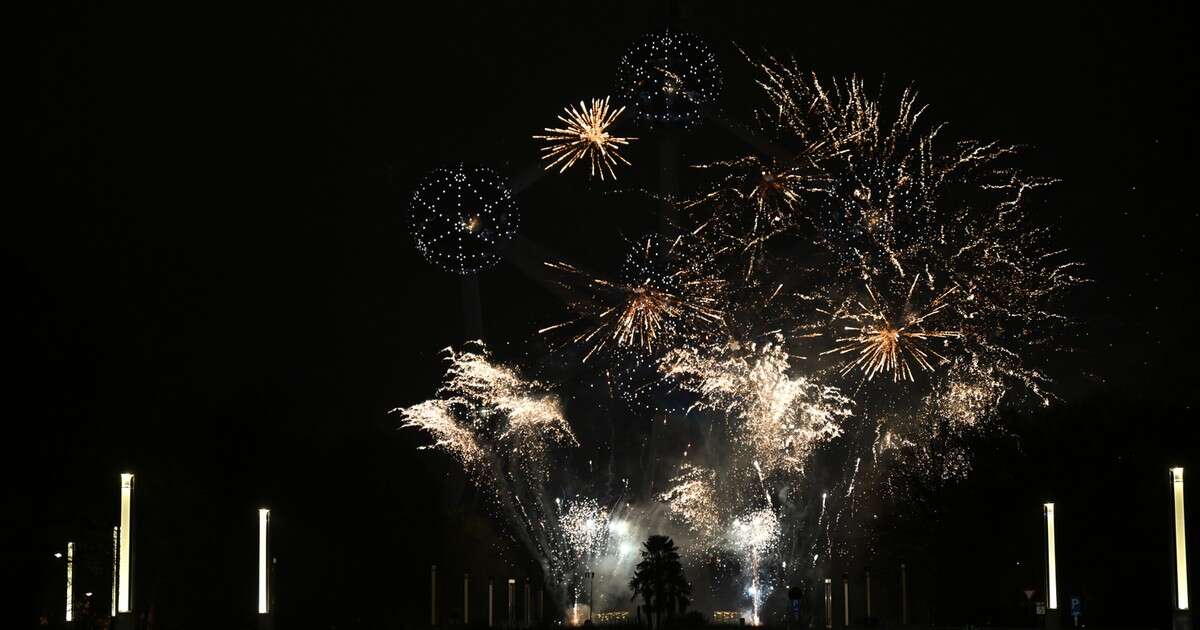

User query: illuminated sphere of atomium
[409,164,520,275]
[614,30,722,130]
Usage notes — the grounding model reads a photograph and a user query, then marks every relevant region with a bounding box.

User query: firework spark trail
[394,344,580,600]
[542,232,727,363]
[658,465,721,551]
[662,337,852,479]
[534,97,635,180]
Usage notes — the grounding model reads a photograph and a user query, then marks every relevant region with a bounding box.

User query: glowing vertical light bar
[507,578,516,626]
[823,578,832,630]
[258,508,270,614]
[1044,502,1058,610]
[1172,468,1188,610]
[118,473,134,614]
[66,542,75,622]
[111,526,119,617]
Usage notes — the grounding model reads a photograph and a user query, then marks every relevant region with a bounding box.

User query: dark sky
[14,2,1197,629]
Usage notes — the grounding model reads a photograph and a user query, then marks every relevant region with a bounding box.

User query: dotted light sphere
[410,164,520,275]
[615,30,722,129]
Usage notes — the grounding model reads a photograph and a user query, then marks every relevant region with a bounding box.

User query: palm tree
[629,535,692,629]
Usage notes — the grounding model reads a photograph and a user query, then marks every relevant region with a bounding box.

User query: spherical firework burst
[615,30,722,129]
[410,164,520,274]
[542,232,727,363]
[534,97,636,180]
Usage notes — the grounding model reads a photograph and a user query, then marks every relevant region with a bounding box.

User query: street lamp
[1170,468,1188,612]
[1044,502,1058,611]
[258,508,271,615]
[117,473,134,615]
[65,542,74,623]
[823,577,832,630]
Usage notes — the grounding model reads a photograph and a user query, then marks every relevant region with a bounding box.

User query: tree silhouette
[629,535,692,629]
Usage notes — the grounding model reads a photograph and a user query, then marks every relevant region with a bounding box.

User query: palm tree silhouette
[629,535,692,629]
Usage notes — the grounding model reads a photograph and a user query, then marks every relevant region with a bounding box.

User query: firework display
[534,97,635,180]
[398,43,1082,625]
[410,164,520,275]
[614,31,722,129]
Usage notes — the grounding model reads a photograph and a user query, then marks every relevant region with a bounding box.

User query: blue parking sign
[1070,596,1082,616]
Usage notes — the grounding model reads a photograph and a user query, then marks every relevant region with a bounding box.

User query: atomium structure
[410,164,520,275]
[615,30,723,130]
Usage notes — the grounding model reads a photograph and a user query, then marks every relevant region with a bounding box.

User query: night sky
[16,2,1197,629]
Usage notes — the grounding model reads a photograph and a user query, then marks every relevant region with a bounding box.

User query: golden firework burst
[822,282,963,382]
[534,97,635,180]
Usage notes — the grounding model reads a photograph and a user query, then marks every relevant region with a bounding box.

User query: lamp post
[489,577,495,627]
[432,565,438,626]
[116,473,135,630]
[1044,502,1059,629]
[464,573,471,625]
[1171,468,1190,630]
[900,563,908,625]
[507,578,516,626]
[823,578,832,630]
[65,542,75,624]
[257,508,273,630]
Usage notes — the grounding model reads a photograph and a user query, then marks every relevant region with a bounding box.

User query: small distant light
[85,592,93,597]
[54,552,63,559]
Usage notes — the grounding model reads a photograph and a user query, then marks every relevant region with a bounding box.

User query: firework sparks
[534,97,635,180]
[819,280,962,382]
[542,232,727,362]
[559,497,611,561]
[395,399,484,466]
[393,344,580,601]
[730,509,781,625]
[663,337,852,477]
[658,465,721,547]
[741,57,1084,412]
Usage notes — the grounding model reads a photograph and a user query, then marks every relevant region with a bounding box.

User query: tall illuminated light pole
[1171,467,1189,630]
[258,508,271,621]
[1044,502,1060,629]
[117,473,135,626]
[823,578,832,630]
[66,542,75,623]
